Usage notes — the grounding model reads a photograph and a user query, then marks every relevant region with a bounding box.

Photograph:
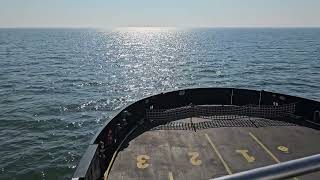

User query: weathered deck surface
[108,118,320,180]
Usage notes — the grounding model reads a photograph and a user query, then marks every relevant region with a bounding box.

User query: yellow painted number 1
[137,155,150,169]
[236,150,255,163]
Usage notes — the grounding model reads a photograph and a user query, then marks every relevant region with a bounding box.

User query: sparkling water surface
[0,28,319,179]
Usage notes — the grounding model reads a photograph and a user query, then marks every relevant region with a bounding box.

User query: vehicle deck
[108,118,320,180]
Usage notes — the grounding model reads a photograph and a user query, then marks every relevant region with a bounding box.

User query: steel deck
[108,118,320,180]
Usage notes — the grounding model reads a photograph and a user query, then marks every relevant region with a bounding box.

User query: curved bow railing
[72,88,320,180]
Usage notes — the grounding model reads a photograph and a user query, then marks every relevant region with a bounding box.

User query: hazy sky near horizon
[1,0,320,28]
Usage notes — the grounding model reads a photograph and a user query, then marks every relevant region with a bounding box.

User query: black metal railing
[146,103,296,122]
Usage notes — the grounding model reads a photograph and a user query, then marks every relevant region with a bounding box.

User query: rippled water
[0,28,320,179]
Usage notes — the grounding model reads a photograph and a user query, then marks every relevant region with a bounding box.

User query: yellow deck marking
[249,132,280,163]
[188,152,202,166]
[168,172,174,180]
[278,146,289,153]
[236,150,255,163]
[136,155,150,169]
[249,132,298,180]
[104,125,138,180]
[205,133,232,175]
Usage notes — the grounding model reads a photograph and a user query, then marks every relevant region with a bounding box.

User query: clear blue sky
[1,0,320,28]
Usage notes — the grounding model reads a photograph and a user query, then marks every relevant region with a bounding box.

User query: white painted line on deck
[205,133,232,175]
[169,171,174,180]
[249,132,298,180]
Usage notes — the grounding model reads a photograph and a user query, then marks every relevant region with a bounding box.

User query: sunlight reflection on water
[0,28,319,179]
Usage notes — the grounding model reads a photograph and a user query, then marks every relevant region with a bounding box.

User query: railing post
[259,90,262,107]
[314,110,320,122]
[230,89,233,105]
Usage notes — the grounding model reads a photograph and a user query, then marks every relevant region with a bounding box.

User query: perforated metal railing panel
[151,117,296,131]
[146,104,296,121]
[147,104,297,131]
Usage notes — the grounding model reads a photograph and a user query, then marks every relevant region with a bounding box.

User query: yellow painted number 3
[137,155,150,169]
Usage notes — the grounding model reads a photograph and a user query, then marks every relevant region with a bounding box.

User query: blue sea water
[0,28,319,179]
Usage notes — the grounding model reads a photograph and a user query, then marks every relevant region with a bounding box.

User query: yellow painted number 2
[137,155,150,169]
[188,152,202,166]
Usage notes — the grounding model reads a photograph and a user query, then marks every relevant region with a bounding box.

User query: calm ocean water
[0,28,320,179]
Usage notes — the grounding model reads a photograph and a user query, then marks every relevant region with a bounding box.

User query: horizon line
[1,25,320,29]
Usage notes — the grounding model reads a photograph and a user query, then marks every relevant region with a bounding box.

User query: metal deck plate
[108,120,320,180]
